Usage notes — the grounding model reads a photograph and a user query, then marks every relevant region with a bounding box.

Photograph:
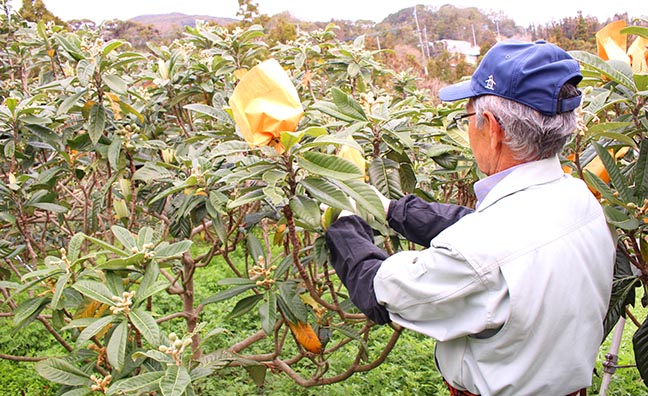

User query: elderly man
[325,40,616,396]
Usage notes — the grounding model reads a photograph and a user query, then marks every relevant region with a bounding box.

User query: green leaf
[603,206,640,230]
[108,136,121,171]
[111,225,137,250]
[72,280,116,306]
[107,320,129,371]
[300,177,354,211]
[99,253,146,270]
[131,349,175,364]
[155,240,193,259]
[297,151,364,181]
[107,371,164,396]
[569,51,636,91]
[635,138,648,198]
[129,308,160,346]
[60,387,92,396]
[201,284,257,306]
[338,179,387,222]
[76,316,116,347]
[51,273,71,310]
[289,195,321,229]
[218,278,257,286]
[76,59,95,87]
[259,291,277,335]
[331,87,367,121]
[277,281,308,324]
[13,296,49,328]
[67,233,85,263]
[137,261,161,302]
[311,100,358,123]
[103,74,128,95]
[57,89,88,116]
[88,103,106,146]
[633,316,648,388]
[247,232,265,263]
[28,202,69,213]
[228,294,264,320]
[160,365,191,396]
[35,358,91,386]
[227,188,265,209]
[368,157,403,199]
[332,323,369,355]
[244,364,267,388]
[594,142,632,202]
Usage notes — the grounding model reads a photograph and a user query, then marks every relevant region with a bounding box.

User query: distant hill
[130,12,238,35]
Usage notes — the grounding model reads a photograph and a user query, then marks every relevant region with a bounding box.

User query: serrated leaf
[603,206,640,230]
[569,51,636,91]
[289,195,321,229]
[297,151,364,181]
[106,371,164,396]
[338,179,387,222]
[76,316,116,347]
[76,59,95,87]
[594,142,632,202]
[160,365,191,396]
[201,284,257,306]
[13,296,49,327]
[35,358,91,386]
[228,294,264,319]
[635,138,648,198]
[57,89,88,116]
[51,273,71,310]
[72,280,115,306]
[260,292,277,335]
[88,103,106,146]
[103,74,128,95]
[300,177,354,211]
[108,136,121,171]
[67,233,85,263]
[155,240,193,259]
[107,320,129,371]
[129,308,160,346]
[111,225,137,250]
[331,87,367,121]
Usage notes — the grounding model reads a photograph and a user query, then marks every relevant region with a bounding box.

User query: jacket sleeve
[325,215,391,324]
[388,195,474,247]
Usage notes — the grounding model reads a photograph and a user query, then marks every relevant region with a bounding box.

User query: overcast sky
[7,0,647,27]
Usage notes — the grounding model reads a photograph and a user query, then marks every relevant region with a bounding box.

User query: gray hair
[472,88,580,162]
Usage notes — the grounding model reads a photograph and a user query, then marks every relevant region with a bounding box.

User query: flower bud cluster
[110,291,136,315]
[158,332,192,365]
[90,374,112,392]
[248,255,277,288]
[129,243,157,260]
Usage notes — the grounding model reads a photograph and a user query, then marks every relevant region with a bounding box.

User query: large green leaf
[634,138,648,199]
[297,151,364,181]
[111,225,137,251]
[602,251,640,340]
[289,195,321,229]
[76,315,116,347]
[103,74,128,95]
[300,177,354,211]
[259,291,277,335]
[368,157,403,199]
[50,273,71,310]
[129,308,160,346]
[593,142,633,202]
[569,51,636,91]
[72,280,115,306]
[88,103,106,146]
[155,240,193,259]
[228,294,264,319]
[106,371,164,396]
[13,296,49,328]
[337,179,387,222]
[200,283,257,306]
[35,358,91,386]
[160,365,191,396]
[331,87,367,121]
[107,320,129,371]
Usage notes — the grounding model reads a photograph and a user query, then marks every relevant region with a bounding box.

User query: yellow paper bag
[229,59,304,153]
[596,20,648,73]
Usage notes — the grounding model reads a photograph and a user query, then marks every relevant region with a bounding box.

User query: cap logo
[484,75,496,90]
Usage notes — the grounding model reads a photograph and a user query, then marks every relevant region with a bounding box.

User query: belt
[445,380,587,396]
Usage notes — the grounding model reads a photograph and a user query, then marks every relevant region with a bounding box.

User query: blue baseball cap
[439,40,583,116]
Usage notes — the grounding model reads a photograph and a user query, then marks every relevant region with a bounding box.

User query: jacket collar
[476,156,565,212]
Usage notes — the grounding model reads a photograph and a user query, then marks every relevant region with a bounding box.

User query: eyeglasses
[448,112,476,131]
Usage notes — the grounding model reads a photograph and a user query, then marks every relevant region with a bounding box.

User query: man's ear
[482,110,504,151]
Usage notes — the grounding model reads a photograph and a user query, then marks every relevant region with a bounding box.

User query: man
[325,40,616,396]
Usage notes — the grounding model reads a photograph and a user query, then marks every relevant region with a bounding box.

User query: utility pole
[413,6,428,76]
